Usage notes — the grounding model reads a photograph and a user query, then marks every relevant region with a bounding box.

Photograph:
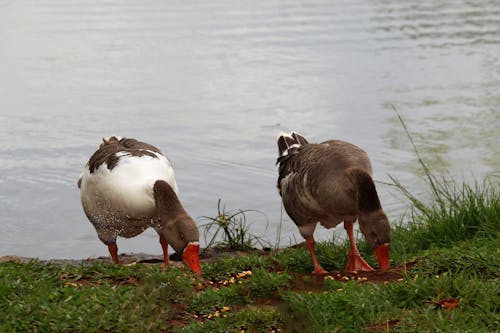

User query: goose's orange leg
[305,236,329,274]
[159,235,169,270]
[343,221,374,272]
[108,243,119,264]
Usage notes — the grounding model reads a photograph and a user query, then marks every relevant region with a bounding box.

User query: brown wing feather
[87,137,162,173]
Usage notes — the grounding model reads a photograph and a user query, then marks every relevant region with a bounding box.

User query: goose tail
[348,168,382,213]
[276,131,308,164]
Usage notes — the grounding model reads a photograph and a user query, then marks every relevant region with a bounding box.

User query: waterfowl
[276,132,390,274]
[78,136,201,275]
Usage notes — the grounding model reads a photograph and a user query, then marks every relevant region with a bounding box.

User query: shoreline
[0,246,272,266]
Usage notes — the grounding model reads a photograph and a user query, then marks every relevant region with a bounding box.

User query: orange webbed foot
[344,253,374,272]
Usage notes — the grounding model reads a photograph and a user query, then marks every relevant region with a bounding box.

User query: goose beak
[182,242,201,276]
[373,243,390,270]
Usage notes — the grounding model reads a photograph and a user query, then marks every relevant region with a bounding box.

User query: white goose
[78,136,201,275]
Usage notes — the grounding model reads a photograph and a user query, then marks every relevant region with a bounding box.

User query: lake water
[1,0,498,259]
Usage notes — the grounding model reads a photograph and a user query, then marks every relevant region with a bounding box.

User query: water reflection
[0,0,498,259]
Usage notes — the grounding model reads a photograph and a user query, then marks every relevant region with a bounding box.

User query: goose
[78,136,201,275]
[276,132,390,274]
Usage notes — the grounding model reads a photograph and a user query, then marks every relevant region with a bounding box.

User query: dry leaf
[439,298,459,310]
[426,297,459,310]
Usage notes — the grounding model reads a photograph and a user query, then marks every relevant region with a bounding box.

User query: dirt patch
[285,268,405,293]
[59,272,140,287]
[324,269,404,283]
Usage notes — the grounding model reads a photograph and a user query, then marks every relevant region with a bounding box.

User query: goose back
[277,140,374,230]
[79,137,178,241]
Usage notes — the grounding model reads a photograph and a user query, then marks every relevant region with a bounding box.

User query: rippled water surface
[1,0,499,259]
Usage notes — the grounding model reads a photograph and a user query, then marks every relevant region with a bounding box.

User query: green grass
[1,172,498,332]
[390,177,499,263]
[201,253,268,281]
[0,262,195,332]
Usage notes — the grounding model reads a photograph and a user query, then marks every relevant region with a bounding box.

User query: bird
[78,136,201,275]
[276,131,390,274]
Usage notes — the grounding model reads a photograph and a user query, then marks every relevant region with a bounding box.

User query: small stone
[0,255,22,263]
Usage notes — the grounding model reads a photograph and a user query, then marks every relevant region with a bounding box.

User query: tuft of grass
[273,245,314,274]
[199,199,270,252]
[201,253,268,281]
[237,268,291,299]
[387,110,500,263]
[390,177,499,261]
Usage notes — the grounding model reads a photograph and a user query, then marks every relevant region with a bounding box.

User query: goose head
[359,210,391,270]
[153,180,201,275]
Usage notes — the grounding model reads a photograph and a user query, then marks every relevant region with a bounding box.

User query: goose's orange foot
[312,266,329,275]
[344,253,374,272]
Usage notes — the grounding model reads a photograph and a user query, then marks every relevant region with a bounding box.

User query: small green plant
[199,199,270,251]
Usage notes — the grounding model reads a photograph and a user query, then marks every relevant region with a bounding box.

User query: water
[1,0,498,259]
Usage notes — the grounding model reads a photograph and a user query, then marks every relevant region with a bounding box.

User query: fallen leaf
[426,297,459,310]
[439,298,459,310]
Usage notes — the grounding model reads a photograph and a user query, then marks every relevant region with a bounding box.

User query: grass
[0,262,192,332]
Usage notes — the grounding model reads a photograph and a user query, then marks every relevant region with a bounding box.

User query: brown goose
[78,136,201,275]
[276,132,390,274]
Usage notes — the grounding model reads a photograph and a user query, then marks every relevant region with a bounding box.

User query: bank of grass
[1,177,499,332]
